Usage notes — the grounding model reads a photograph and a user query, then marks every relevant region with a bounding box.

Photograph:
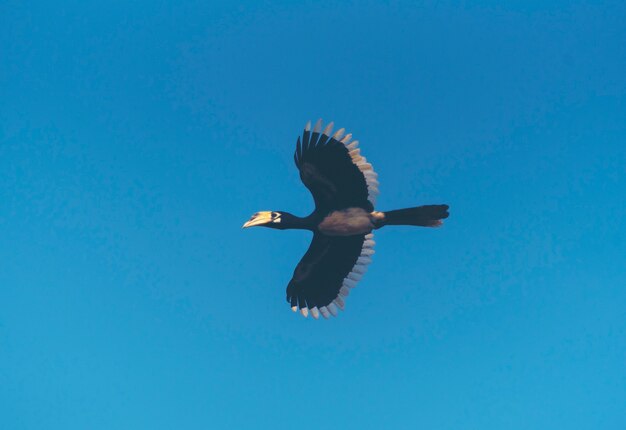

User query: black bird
[243,120,449,319]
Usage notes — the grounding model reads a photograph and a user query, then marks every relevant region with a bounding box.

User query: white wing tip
[320,306,330,319]
[334,296,345,310]
[313,119,323,133]
[343,278,357,288]
[328,303,339,316]
[322,122,334,136]
[332,128,345,140]
[348,272,363,281]
[311,307,320,319]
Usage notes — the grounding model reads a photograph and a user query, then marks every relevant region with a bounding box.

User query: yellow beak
[242,211,273,228]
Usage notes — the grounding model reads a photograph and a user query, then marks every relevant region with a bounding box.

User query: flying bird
[243,120,449,319]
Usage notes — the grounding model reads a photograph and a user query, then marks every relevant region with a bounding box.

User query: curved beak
[242,211,272,228]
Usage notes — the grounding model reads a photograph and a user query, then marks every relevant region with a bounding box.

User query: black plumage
[243,120,449,319]
[287,233,365,312]
[295,130,372,212]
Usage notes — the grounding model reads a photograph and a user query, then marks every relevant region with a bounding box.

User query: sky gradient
[2,1,625,429]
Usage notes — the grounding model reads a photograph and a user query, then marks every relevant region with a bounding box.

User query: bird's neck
[277,212,316,231]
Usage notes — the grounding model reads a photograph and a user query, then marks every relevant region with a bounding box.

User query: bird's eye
[271,212,278,218]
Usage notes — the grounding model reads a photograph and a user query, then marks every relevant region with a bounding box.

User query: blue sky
[1,1,625,428]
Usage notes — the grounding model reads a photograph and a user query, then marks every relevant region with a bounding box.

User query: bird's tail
[376,204,449,228]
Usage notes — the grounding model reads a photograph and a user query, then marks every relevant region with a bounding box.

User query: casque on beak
[242,211,273,228]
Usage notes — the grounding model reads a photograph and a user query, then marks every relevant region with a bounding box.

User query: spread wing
[294,119,379,212]
[286,232,375,319]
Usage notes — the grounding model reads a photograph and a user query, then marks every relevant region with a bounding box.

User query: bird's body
[318,208,378,236]
[243,120,449,319]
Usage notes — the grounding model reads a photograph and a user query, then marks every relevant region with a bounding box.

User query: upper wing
[286,232,375,319]
[294,120,379,212]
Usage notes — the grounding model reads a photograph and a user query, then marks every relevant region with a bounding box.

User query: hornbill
[243,120,449,319]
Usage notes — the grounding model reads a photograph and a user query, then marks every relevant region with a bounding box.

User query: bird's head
[242,211,284,229]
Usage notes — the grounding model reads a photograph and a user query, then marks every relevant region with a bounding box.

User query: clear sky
[1,1,625,429]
